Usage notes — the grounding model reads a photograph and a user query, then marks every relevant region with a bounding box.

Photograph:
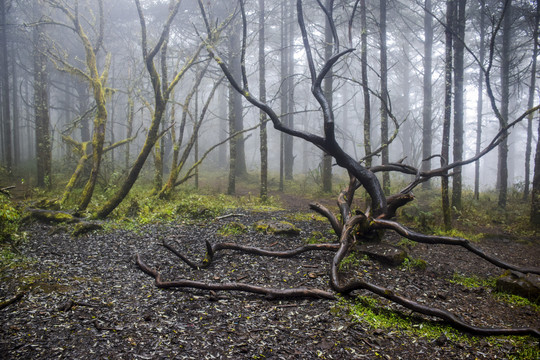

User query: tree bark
[285,0,295,181]
[498,0,512,209]
[360,0,371,168]
[532,115,540,226]
[451,0,466,211]
[259,0,268,201]
[421,0,433,189]
[524,1,539,200]
[1,0,12,173]
[379,0,390,195]
[442,0,455,230]
[322,0,334,193]
[474,1,485,200]
[33,14,51,189]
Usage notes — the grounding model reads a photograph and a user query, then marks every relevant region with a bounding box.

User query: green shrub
[0,197,21,243]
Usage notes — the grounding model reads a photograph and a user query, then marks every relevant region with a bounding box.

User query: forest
[0,0,539,358]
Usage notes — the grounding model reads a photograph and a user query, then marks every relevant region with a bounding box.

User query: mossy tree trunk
[33,8,51,189]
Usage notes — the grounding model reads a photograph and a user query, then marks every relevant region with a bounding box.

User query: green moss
[253,220,300,235]
[217,222,247,236]
[0,197,21,243]
[340,295,539,358]
[305,231,328,244]
[286,212,326,222]
[449,273,539,311]
[401,257,427,271]
[449,273,497,289]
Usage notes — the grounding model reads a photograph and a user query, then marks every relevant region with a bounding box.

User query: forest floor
[0,192,539,359]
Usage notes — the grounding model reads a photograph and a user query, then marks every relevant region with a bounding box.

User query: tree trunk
[451,0,466,211]
[360,0,371,167]
[442,0,455,231]
[421,0,433,189]
[474,1,485,200]
[279,0,289,191]
[33,23,51,189]
[126,86,134,170]
[379,0,390,195]
[227,81,237,195]
[230,24,246,178]
[259,0,268,201]
[11,41,20,167]
[1,0,12,173]
[497,0,512,209]
[531,115,540,226]
[322,0,334,193]
[524,1,539,200]
[284,0,295,181]
[194,88,199,189]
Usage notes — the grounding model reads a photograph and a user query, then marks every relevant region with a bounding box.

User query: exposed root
[136,193,540,338]
[135,254,335,300]
[372,219,540,275]
[163,240,340,270]
[330,216,540,338]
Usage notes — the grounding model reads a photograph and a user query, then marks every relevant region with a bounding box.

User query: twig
[0,292,25,310]
[215,213,246,220]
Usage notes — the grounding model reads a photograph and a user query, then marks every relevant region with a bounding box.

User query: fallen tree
[136,0,540,338]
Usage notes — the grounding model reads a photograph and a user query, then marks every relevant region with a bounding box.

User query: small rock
[435,334,447,346]
[496,271,540,303]
[253,220,300,236]
[357,243,407,266]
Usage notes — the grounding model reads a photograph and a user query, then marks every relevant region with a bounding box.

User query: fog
[0,0,538,205]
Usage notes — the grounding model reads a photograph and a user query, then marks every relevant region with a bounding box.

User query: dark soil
[1,203,539,359]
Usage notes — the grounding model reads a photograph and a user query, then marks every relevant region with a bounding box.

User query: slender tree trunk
[474,1,486,200]
[531,115,540,226]
[380,0,390,195]
[11,42,20,167]
[194,88,199,189]
[1,0,12,173]
[259,0,268,200]
[360,0,371,167]
[227,81,237,195]
[452,0,466,211]
[126,86,134,170]
[498,0,512,209]
[322,0,334,193]
[442,0,455,230]
[34,23,51,189]
[218,85,227,169]
[76,80,91,143]
[279,0,289,191]
[524,1,539,200]
[284,0,295,180]
[422,0,433,189]
[230,24,246,178]
[400,42,412,161]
